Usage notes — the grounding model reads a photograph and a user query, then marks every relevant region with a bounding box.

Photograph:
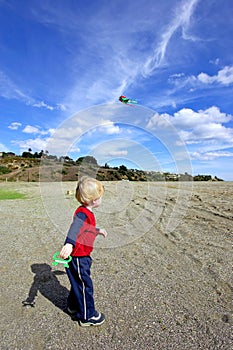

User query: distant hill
[0,154,223,182]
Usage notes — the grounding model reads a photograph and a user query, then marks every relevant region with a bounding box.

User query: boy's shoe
[79,312,105,327]
[67,307,78,315]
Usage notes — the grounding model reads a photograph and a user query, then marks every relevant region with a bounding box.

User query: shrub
[0,166,11,175]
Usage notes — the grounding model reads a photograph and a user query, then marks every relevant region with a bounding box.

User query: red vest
[71,206,98,257]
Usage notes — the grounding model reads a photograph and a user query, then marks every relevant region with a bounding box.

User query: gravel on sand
[0,181,232,350]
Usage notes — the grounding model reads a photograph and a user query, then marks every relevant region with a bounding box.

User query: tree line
[0,151,223,181]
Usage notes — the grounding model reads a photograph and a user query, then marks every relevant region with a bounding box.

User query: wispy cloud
[0,70,29,102]
[142,0,199,76]
[28,0,200,112]
[169,65,233,90]
[8,122,22,130]
[191,150,233,161]
[32,101,66,111]
[0,70,66,111]
[22,125,52,135]
[32,101,54,111]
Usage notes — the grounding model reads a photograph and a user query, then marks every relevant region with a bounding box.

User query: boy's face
[92,196,102,208]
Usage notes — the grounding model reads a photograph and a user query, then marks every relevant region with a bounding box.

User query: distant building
[166,174,180,181]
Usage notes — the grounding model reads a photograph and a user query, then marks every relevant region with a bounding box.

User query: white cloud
[197,66,233,85]
[197,73,213,84]
[104,150,128,157]
[99,121,120,135]
[31,113,121,156]
[147,106,233,158]
[168,66,233,98]
[32,101,66,111]
[93,146,129,164]
[56,103,67,111]
[12,138,48,153]
[69,146,81,154]
[209,58,220,66]
[0,143,10,152]
[23,125,41,134]
[22,125,50,135]
[90,139,133,160]
[43,126,84,155]
[32,101,54,110]
[173,106,231,127]
[8,122,22,130]
[10,127,58,154]
[48,126,83,140]
[184,123,233,144]
[191,150,233,161]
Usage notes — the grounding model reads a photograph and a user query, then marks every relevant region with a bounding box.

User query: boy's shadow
[22,263,69,313]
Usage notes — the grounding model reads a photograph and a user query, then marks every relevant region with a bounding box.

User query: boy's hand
[98,228,108,238]
[60,243,73,259]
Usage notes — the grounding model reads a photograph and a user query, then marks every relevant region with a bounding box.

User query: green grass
[0,189,26,200]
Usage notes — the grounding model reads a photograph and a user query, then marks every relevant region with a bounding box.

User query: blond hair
[75,176,104,205]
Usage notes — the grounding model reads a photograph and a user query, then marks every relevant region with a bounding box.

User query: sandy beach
[0,181,232,350]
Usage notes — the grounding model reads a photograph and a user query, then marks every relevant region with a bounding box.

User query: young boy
[60,176,107,326]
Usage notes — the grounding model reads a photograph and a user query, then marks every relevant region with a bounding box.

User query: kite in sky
[119,95,138,105]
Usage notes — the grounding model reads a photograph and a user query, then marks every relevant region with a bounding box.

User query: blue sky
[0,0,233,180]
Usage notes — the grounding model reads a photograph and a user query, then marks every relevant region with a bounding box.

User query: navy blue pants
[66,256,96,321]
